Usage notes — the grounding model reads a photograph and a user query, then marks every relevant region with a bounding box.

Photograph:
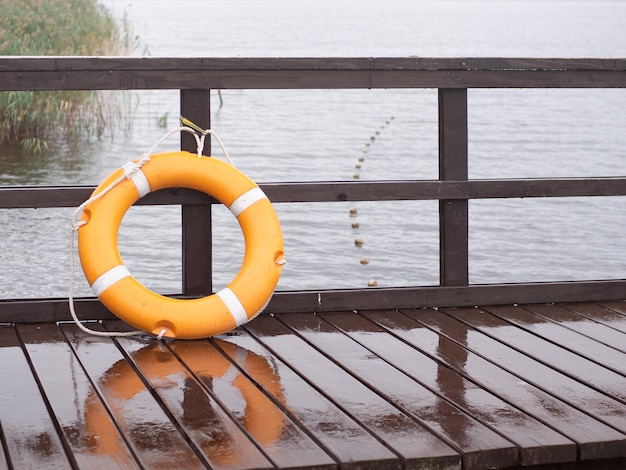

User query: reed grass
[0,0,135,152]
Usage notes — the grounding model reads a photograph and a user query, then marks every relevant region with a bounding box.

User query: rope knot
[122,161,141,179]
[72,220,87,231]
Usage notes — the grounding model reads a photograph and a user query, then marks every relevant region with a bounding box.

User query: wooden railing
[1,57,626,323]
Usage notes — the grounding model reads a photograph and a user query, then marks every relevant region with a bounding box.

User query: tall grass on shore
[0,0,134,152]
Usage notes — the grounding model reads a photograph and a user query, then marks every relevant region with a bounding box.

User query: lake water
[2,0,626,299]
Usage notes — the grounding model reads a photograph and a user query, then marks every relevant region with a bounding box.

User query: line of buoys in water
[349,116,395,287]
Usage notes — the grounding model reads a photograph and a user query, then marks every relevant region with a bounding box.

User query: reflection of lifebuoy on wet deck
[84,339,284,465]
[206,339,285,446]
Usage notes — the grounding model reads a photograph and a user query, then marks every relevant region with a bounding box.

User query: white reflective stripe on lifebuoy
[91,265,131,297]
[122,162,151,197]
[229,187,267,218]
[216,287,248,326]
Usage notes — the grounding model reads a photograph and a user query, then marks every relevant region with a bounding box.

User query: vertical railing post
[180,89,212,296]
[438,88,469,286]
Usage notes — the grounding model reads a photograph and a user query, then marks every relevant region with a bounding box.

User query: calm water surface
[2,0,626,298]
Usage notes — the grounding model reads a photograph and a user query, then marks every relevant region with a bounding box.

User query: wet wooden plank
[158,339,337,469]
[324,311,576,466]
[4,304,626,469]
[243,314,462,470]
[599,301,626,317]
[364,309,626,461]
[103,320,337,469]
[443,306,626,403]
[0,326,70,469]
[0,434,7,470]
[58,323,208,469]
[279,313,519,469]
[17,323,139,468]
[95,321,274,469]
[404,308,626,460]
[112,336,277,470]
[212,331,401,470]
[572,302,626,334]
[527,303,626,353]
[485,304,626,374]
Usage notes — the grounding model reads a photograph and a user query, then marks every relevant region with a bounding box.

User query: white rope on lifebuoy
[68,125,233,339]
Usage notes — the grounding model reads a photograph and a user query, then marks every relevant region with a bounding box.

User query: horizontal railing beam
[2,70,624,91]
[268,280,626,313]
[3,57,625,72]
[0,57,625,91]
[3,177,626,208]
[3,279,626,323]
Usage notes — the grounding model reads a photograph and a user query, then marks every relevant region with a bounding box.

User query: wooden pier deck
[2,301,626,469]
[3,57,626,469]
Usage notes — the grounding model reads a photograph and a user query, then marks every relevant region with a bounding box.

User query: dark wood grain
[1,57,625,91]
[211,331,401,469]
[164,338,337,469]
[323,311,576,466]
[6,280,626,323]
[1,57,624,72]
[0,326,71,469]
[363,309,626,461]
[3,55,626,470]
[1,58,625,313]
[1,307,626,469]
[280,312,529,468]
[0,428,7,469]
[181,89,213,297]
[451,306,626,402]
[17,323,140,468]
[244,314,462,469]
[6,178,626,209]
[571,302,626,335]
[112,336,296,469]
[495,303,626,362]
[599,301,626,317]
[438,88,468,287]
[411,309,626,447]
[58,324,209,468]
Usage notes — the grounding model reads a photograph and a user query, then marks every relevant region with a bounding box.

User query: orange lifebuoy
[78,151,284,339]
